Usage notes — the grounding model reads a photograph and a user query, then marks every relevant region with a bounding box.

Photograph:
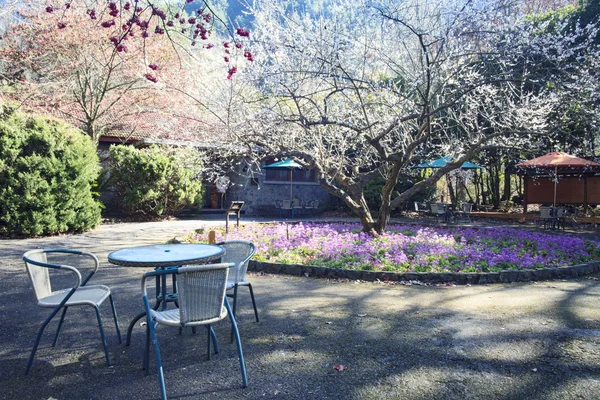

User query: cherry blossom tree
[0,1,254,145]
[236,0,598,234]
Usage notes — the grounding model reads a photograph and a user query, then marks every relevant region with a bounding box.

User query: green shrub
[107,145,203,217]
[0,108,101,237]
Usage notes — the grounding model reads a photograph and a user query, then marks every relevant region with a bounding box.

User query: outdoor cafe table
[108,243,225,346]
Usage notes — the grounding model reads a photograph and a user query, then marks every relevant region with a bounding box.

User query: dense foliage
[0,106,101,236]
[184,222,600,273]
[107,145,203,217]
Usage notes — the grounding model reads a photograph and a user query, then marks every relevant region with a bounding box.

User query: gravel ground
[2,217,600,400]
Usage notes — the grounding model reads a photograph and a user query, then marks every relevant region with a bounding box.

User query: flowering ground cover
[184,223,600,273]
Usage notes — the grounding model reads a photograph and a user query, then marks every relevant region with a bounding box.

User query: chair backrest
[23,250,52,302]
[555,207,567,218]
[414,202,420,212]
[177,263,232,325]
[312,200,319,209]
[23,249,92,304]
[540,207,552,219]
[282,200,292,210]
[216,240,256,283]
[275,200,282,208]
[430,203,438,214]
[293,198,301,207]
[463,203,473,213]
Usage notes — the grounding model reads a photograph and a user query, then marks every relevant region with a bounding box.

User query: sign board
[227,201,245,213]
[225,201,244,233]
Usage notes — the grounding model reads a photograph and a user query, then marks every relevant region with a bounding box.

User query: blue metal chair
[22,249,121,375]
[216,240,258,342]
[142,263,248,400]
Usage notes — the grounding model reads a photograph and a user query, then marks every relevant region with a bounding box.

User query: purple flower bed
[183,223,600,273]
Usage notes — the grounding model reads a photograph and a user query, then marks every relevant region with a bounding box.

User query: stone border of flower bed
[248,260,600,284]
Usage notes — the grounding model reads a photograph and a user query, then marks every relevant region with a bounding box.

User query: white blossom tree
[231,0,588,234]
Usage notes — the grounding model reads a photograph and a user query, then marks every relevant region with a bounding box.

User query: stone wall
[224,164,331,216]
[249,260,600,285]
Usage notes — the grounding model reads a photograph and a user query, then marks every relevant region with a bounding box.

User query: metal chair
[553,207,568,230]
[536,206,555,229]
[281,199,293,218]
[275,200,283,218]
[413,202,429,220]
[22,249,121,375]
[431,203,447,223]
[303,200,319,214]
[455,203,473,224]
[143,263,248,400]
[216,240,258,341]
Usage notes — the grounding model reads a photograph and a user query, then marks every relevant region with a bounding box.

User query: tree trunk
[318,177,377,235]
[446,176,456,205]
[503,165,511,202]
[375,162,402,234]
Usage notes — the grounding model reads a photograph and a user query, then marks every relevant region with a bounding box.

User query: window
[263,164,318,183]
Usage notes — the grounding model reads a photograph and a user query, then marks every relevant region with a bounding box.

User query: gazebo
[515,152,600,212]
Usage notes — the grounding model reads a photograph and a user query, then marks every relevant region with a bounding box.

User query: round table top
[108,244,225,268]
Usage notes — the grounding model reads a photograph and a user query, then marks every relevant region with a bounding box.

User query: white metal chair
[553,207,568,230]
[281,199,293,218]
[413,202,429,219]
[537,206,555,229]
[431,203,447,223]
[456,203,473,224]
[216,240,258,341]
[143,263,247,400]
[23,249,121,375]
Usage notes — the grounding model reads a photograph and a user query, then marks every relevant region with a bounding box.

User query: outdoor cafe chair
[455,203,473,224]
[142,263,248,400]
[413,202,429,220]
[282,199,294,218]
[216,240,258,341]
[552,207,569,231]
[275,200,283,218]
[22,249,121,375]
[430,203,447,223]
[303,200,319,214]
[536,206,555,229]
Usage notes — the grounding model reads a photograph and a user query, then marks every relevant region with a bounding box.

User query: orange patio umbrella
[516,152,600,207]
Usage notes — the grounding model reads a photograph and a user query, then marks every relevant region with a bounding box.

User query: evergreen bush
[0,107,102,237]
[107,145,203,217]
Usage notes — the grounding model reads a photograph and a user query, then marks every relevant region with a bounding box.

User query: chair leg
[25,307,62,375]
[247,284,259,323]
[144,298,167,400]
[52,306,69,347]
[144,324,151,372]
[206,324,211,360]
[149,322,167,400]
[224,298,248,388]
[109,294,122,343]
[209,325,219,354]
[231,285,239,343]
[94,305,111,367]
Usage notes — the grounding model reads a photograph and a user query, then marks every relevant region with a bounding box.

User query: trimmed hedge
[107,145,203,217]
[0,107,102,237]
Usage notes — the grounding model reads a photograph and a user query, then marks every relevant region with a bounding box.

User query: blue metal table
[108,244,225,346]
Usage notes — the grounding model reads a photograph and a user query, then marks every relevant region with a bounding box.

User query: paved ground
[2,216,600,399]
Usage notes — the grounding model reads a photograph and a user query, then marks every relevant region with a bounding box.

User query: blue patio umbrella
[414,156,483,204]
[263,158,303,202]
[415,156,483,170]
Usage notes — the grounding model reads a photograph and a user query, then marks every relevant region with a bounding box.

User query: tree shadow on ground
[2,259,600,399]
